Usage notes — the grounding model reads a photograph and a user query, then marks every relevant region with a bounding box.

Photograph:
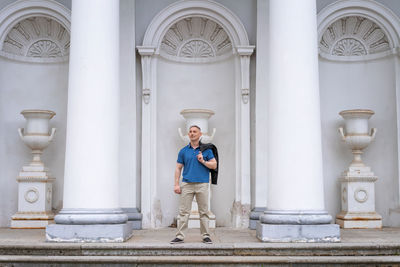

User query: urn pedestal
[178,109,216,229]
[11,110,56,229]
[336,109,382,229]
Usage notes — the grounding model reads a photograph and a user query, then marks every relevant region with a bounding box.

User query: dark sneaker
[170,237,184,244]
[203,237,212,244]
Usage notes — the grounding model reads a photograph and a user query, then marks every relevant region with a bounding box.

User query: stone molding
[137,0,254,228]
[55,209,128,225]
[0,0,71,63]
[260,210,333,225]
[317,0,400,62]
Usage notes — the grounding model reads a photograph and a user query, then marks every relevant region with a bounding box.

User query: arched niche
[0,0,71,225]
[0,0,71,63]
[317,0,400,226]
[137,0,254,228]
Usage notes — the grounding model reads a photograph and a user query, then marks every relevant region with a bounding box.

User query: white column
[46,0,132,242]
[257,0,339,242]
[250,0,269,230]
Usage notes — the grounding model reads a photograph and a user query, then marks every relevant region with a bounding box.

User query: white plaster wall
[156,56,236,227]
[319,57,397,226]
[0,57,68,227]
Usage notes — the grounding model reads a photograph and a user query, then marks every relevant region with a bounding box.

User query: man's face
[188,127,202,142]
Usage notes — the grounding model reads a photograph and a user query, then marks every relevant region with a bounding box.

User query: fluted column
[46,0,132,242]
[256,0,339,242]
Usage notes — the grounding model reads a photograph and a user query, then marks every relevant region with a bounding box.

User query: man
[170,125,217,244]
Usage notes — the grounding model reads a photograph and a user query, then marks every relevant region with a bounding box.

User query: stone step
[1,243,400,257]
[0,255,400,266]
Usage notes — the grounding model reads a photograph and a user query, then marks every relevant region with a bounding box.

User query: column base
[256,222,340,242]
[257,210,340,242]
[46,208,132,242]
[46,223,133,242]
[11,212,54,229]
[336,211,382,229]
[249,207,266,230]
[122,208,142,230]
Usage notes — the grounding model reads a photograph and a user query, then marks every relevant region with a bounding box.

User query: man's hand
[174,184,181,194]
[197,151,205,163]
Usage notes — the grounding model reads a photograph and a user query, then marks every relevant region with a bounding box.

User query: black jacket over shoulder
[199,141,219,185]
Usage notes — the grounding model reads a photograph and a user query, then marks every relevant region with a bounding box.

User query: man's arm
[197,151,217,170]
[174,163,183,194]
[202,158,217,170]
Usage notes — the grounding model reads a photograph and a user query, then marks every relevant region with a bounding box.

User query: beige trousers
[176,182,210,239]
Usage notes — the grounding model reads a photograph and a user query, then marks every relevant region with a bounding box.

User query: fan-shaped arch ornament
[160,17,232,61]
[3,17,70,59]
[319,16,390,57]
[317,0,400,61]
[0,0,71,63]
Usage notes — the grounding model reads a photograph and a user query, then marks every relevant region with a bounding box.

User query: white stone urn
[11,109,56,229]
[336,109,382,229]
[338,109,376,167]
[178,109,216,143]
[18,110,56,166]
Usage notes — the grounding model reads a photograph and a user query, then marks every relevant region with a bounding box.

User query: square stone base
[131,220,142,230]
[249,219,258,230]
[46,222,133,242]
[256,222,340,242]
[122,208,142,230]
[11,219,54,229]
[336,218,382,229]
[249,208,266,230]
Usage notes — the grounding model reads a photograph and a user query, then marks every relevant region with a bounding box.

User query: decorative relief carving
[46,187,52,204]
[179,40,214,58]
[161,17,231,61]
[27,40,62,57]
[342,187,347,204]
[2,17,69,61]
[354,188,368,203]
[24,187,39,204]
[319,16,390,57]
[333,38,367,56]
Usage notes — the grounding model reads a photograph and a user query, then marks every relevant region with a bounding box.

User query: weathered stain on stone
[231,201,250,228]
[153,198,163,227]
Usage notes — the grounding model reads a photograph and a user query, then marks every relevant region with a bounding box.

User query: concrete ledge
[1,255,400,265]
[46,223,133,243]
[256,222,340,242]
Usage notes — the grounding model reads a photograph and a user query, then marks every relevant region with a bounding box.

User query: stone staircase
[1,242,400,266]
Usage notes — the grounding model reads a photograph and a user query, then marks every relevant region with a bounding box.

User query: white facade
[1,0,400,231]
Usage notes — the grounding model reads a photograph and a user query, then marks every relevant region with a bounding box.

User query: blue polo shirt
[177,144,215,183]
